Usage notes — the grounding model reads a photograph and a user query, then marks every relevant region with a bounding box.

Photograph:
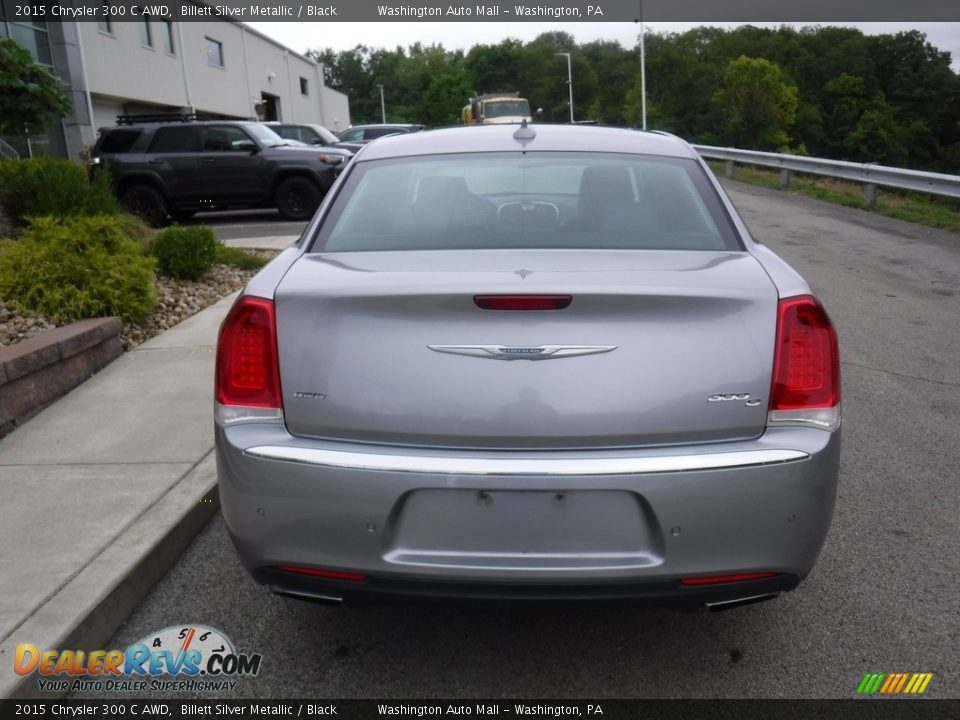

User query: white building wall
[75,18,350,131]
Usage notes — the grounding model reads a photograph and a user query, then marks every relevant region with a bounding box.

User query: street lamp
[638,0,647,129]
[555,52,574,123]
[376,84,386,124]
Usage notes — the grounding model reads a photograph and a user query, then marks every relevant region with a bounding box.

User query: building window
[205,37,223,67]
[5,21,53,65]
[300,77,308,95]
[162,20,174,54]
[138,19,152,48]
[97,18,113,33]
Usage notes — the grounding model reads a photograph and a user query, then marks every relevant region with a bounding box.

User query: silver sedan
[215,124,841,610]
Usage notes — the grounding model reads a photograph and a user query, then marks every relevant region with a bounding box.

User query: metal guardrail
[693,144,960,207]
[0,137,19,161]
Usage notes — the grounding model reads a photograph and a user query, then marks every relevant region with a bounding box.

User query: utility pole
[639,0,647,129]
[555,52,574,123]
[377,84,386,123]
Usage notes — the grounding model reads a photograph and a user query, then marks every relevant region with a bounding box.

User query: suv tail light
[768,295,840,430]
[215,295,283,425]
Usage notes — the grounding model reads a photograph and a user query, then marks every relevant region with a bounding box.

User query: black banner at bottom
[1,700,958,720]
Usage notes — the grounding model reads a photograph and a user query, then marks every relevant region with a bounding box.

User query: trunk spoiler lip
[241,446,808,476]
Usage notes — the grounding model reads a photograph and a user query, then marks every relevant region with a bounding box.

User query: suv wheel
[121,184,168,227]
[275,177,321,220]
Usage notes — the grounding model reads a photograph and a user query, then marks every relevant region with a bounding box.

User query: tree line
[308,26,960,171]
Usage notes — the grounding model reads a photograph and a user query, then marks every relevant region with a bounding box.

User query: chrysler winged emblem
[428,345,617,360]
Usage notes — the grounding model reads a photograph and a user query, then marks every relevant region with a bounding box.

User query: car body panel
[217,423,839,582]
[274,249,778,449]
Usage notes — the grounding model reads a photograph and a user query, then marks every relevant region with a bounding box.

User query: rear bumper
[216,422,839,603]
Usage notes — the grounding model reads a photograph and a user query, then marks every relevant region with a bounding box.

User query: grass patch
[707,160,960,234]
[215,243,270,271]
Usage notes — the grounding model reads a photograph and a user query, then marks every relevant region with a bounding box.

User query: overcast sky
[248,21,960,70]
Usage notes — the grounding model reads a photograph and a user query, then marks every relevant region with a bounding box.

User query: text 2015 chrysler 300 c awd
[215,124,840,610]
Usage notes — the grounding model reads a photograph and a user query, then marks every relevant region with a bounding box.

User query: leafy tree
[307,26,958,170]
[0,37,71,138]
[713,56,799,150]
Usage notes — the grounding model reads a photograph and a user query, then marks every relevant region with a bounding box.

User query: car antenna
[513,118,535,142]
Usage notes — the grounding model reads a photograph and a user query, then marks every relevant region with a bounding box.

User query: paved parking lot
[94,183,960,699]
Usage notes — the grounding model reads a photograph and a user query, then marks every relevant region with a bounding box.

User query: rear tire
[121,184,168,227]
[275,177,321,221]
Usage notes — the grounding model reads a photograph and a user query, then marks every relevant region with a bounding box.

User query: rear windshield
[312,153,741,252]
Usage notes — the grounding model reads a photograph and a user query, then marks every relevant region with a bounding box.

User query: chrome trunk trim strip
[242,446,809,476]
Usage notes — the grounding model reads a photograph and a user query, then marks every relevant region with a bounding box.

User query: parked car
[90,114,353,225]
[263,121,346,149]
[215,124,841,609]
[333,123,425,152]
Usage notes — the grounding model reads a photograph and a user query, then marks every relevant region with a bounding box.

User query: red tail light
[216,296,282,408]
[474,295,572,311]
[680,572,779,586]
[770,295,839,411]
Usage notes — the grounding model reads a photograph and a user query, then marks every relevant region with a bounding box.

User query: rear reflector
[680,572,779,586]
[216,295,282,409]
[274,565,368,582]
[770,295,840,411]
[474,295,572,311]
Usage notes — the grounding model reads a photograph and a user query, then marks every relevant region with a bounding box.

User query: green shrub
[0,157,119,224]
[215,243,269,271]
[0,215,156,323]
[151,225,218,280]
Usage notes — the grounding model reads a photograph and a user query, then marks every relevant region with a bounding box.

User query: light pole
[638,0,647,129]
[555,52,574,123]
[376,84,386,124]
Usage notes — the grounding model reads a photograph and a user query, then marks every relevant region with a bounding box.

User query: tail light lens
[215,295,283,424]
[768,295,840,430]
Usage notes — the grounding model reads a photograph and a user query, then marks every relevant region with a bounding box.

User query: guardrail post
[780,169,791,189]
[725,160,734,178]
[863,183,877,208]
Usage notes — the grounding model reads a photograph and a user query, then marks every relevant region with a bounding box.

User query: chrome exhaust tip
[271,587,344,607]
[705,593,779,612]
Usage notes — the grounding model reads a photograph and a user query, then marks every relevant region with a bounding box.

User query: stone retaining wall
[0,318,122,438]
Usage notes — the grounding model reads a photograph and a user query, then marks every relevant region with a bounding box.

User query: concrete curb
[0,452,220,700]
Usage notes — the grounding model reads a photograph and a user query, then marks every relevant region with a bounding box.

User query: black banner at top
[5,0,960,22]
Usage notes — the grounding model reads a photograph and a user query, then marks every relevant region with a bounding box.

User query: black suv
[91,115,353,225]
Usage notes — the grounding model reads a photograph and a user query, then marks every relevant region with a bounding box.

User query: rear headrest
[578,166,635,212]
[415,175,469,205]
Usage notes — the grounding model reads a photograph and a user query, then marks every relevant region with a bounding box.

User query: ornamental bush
[150,225,218,280]
[0,157,119,226]
[0,214,156,323]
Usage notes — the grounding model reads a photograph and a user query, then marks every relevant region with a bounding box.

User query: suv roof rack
[116,112,211,125]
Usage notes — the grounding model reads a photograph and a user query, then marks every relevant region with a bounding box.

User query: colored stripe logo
[857,673,933,695]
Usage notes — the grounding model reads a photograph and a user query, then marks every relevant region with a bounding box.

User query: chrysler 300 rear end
[215,125,841,609]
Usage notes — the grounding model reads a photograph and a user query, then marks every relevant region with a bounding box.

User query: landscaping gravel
[0,257,277,350]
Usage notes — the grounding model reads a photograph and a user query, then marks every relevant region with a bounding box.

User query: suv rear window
[314,153,741,253]
[98,128,142,153]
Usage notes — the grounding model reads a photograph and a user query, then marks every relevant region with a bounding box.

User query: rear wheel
[275,177,321,221]
[121,184,168,227]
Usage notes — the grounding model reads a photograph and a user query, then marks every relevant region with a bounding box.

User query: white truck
[461,93,533,125]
